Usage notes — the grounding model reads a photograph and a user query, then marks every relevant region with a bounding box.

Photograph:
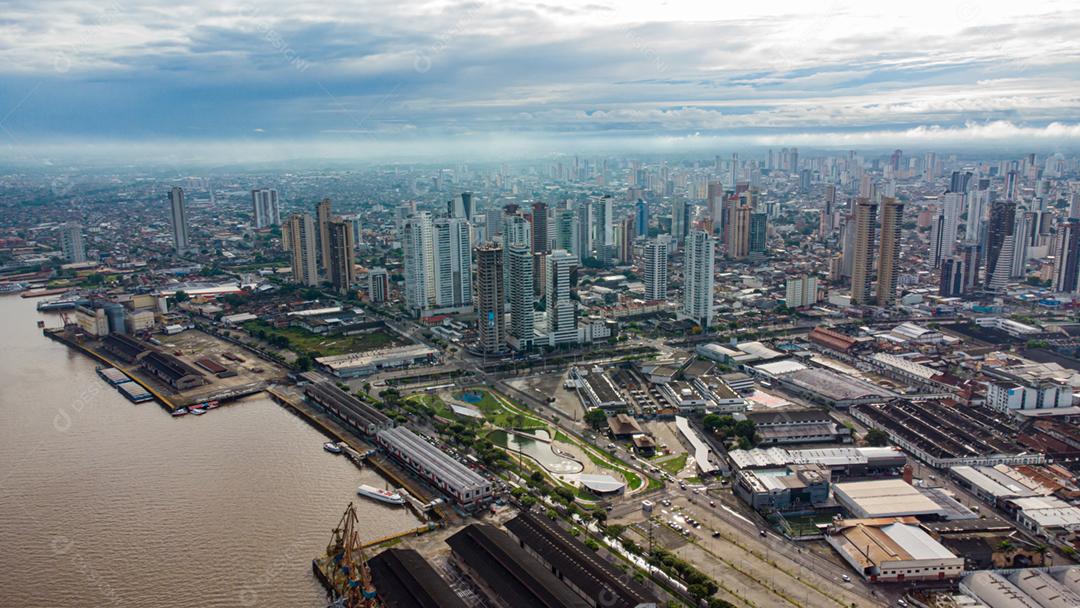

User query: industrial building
[315,344,439,377]
[446,524,590,608]
[573,367,627,411]
[305,382,393,435]
[141,350,206,390]
[377,426,492,509]
[746,410,853,445]
[504,511,658,608]
[961,568,1080,608]
[767,367,894,409]
[733,463,831,512]
[368,548,468,608]
[826,517,964,583]
[728,446,906,477]
[832,479,944,519]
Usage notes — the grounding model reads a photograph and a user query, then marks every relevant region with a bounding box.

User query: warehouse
[826,517,964,583]
[141,350,206,390]
[368,548,468,608]
[316,344,439,378]
[305,382,393,436]
[746,410,853,445]
[728,446,905,477]
[574,367,627,411]
[833,479,944,519]
[961,569,1080,608]
[446,524,590,608]
[772,367,894,409]
[377,426,491,510]
[504,511,657,608]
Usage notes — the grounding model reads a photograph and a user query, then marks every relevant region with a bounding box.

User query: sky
[1,0,1080,164]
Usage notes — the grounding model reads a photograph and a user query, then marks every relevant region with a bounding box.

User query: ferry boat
[323,442,343,454]
[356,484,405,505]
[171,408,189,417]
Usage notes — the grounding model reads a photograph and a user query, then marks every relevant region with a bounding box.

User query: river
[0,295,421,608]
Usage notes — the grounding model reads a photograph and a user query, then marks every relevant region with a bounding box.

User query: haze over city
[4,3,1080,608]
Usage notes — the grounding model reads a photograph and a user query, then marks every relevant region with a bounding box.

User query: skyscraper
[616,215,634,264]
[507,243,534,350]
[939,191,963,257]
[546,250,578,346]
[432,217,473,309]
[749,213,768,255]
[169,186,190,255]
[635,198,649,237]
[251,188,280,228]
[939,257,965,297]
[403,212,434,313]
[682,230,715,328]
[285,213,318,286]
[643,235,669,301]
[327,218,356,294]
[1053,219,1080,294]
[726,203,751,259]
[929,213,946,268]
[59,223,86,263]
[850,198,878,305]
[530,201,549,254]
[449,192,474,221]
[367,267,389,303]
[315,198,333,276]
[553,207,577,257]
[707,181,724,236]
[671,199,691,243]
[474,243,506,354]
[819,185,837,237]
[876,197,904,307]
[984,200,1016,290]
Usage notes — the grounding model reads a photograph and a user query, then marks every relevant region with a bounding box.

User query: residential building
[59,222,86,263]
[507,243,534,350]
[876,196,903,307]
[169,186,190,254]
[643,235,669,301]
[285,213,319,286]
[251,188,280,228]
[850,198,877,305]
[326,218,356,294]
[546,249,578,346]
[683,229,715,328]
[474,243,505,355]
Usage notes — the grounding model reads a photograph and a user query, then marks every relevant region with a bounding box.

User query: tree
[865,428,889,447]
[584,408,608,430]
[173,290,190,302]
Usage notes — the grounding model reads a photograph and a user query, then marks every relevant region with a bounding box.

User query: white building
[546,249,578,346]
[785,275,819,308]
[643,235,669,301]
[682,229,715,328]
[402,212,434,313]
[432,217,473,310]
[985,364,1073,412]
[285,213,319,286]
[507,243,534,350]
[367,267,389,303]
[251,188,281,228]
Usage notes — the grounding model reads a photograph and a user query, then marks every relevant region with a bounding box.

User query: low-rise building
[378,426,491,510]
[747,410,853,445]
[316,344,439,378]
[734,463,831,512]
[826,517,964,583]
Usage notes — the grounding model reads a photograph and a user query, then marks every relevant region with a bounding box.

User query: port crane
[320,502,378,608]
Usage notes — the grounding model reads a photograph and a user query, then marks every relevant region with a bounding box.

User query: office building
[432,217,473,310]
[367,267,389,303]
[530,201,549,254]
[327,218,356,294]
[643,235,669,301]
[285,213,319,286]
[876,197,903,307]
[683,230,715,328]
[850,198,878,305]
[474,243,505,354]
[985,200,1016,291]
[449,191,474,221]
[939,191,963,257]
[315,198,333,276]
[169,186,191,254]
[939,256,965,297]
[507,243,535,350]
[671,199,691,243]
[635,198,649,237]
[59,222,86,263]
[749,212,768,254]
[546,250,578,346]
[251,188,280,228]
[553,207,577,257]
[928,213,945,268]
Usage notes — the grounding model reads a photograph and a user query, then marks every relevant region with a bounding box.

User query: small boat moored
[323,442,343,454]
[171,408,189,417]
[189,407,206,416]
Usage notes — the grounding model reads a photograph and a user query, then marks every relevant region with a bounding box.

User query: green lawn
[656,453,689,476]
[458,389,547,430]
[243,320,404,357]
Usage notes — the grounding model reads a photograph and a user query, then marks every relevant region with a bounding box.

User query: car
[759,529,768,537]
[709,500,716,507]
[897,601,907,607]
[711,530,721,538]
[841,575,851,582]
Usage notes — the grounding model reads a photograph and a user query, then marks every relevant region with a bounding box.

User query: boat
[171,408,189,417]
[0,282,28,294]
[189,407,206,416]
[356,484,405,505]
[204,401,220,410]
[323,442,343,454]
[36,295,90,311]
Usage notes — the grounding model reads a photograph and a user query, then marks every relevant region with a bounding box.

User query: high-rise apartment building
[315,198,333,276]
[367,267,389,303]
[726,203,751,259]
[875,197,904,307]
[285,213,319,286]
[474,243,505,354]
[327,218,356,294]
[850,198,878,305]
[251,188,281,228]
[1053,219,1080,294]
[432,217,473,310]
[984,200,1016,290]
[682,230,715,328]
[671,199,691,244]
[507,243,535,350]
[749,213,768,255]
[169,187,191,254]
[546,250,578,346]
[635,198,649,237]
[402,212,434,313]
[785,275,819,308]
[939,256,966,297]
[530,201,549,254]
[643,235,669,301]
[60,223,86,263]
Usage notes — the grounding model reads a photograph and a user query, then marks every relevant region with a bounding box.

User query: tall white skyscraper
[682,230,715,328]
[169,186,190,254]
[940,191,963,257]
[643,235,669,301]
[59,223,86,263]
[507,243,535,350]
[251,188,280,228]
[546,249,578,346]
[553,207,578,257]
[432,217,473,310]
[502,214,531,299]
[402,212,434,313]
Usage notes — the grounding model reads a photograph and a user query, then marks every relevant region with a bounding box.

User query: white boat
[357,484,405,505]
[171,408,188,417]
[189,407,206,416]
[323,442,343,454]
